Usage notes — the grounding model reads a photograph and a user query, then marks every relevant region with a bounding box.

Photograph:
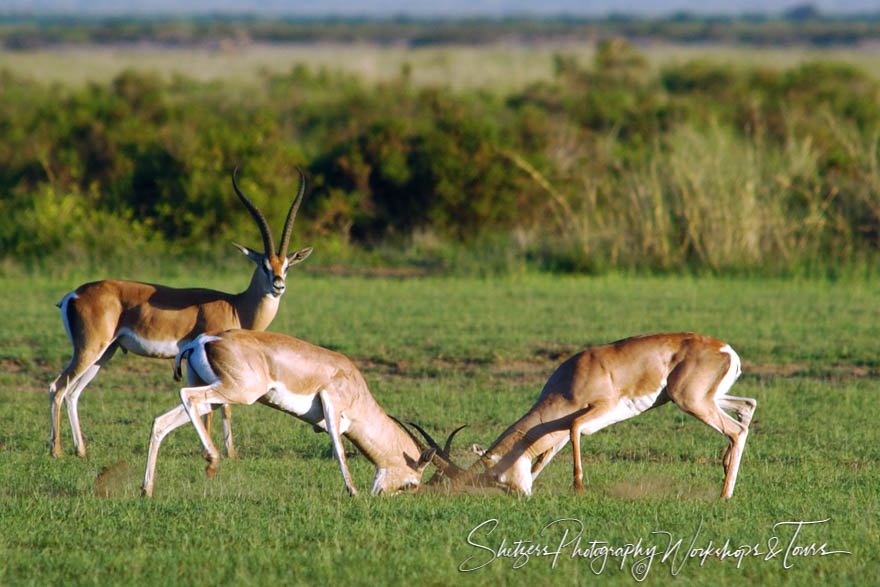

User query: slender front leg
[569,403,615,493]
[319,389,358,496]
[531,438,568,481]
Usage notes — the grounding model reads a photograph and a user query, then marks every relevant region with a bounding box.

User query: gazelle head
[400,420,519,493]
[370,449,435,496]
[388,418,475,493]
[232,168,313,298]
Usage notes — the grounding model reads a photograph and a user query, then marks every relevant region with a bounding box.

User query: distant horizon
[3,0,879,19]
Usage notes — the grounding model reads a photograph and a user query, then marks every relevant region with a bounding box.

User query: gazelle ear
[287,246,313,265]
[416,448,437,473]
[232,242,262,263]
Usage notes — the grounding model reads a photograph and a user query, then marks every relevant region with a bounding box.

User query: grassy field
[0,268,877,584]
[2,42,880,90]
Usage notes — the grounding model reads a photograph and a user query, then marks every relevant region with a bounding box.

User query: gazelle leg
[200,405,236,458]
[674,397,752,499]
[718,396,757,427]
[222,404,237,459]
[202,410,214,460]
[531,438,568,481]
[142,401,216,497]
[668,347,753,499]
[50,369,82,458]
[570,403,617,493]
[179,385,227,479]
[62,367,98,458]
[49,342,113,457]
[319,389,358,496]
[701,409,750,499]
[64,343,118,458]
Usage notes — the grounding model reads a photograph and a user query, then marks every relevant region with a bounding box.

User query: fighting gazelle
[49,169,313,458]
[142,329,457,497]
[425,333,756,499]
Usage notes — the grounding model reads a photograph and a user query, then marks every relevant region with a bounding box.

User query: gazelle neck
[348,410,421,471]
[235,268,282,331]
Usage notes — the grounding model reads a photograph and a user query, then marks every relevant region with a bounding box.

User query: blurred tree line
[2,40,879,275]
[3,12,880,49]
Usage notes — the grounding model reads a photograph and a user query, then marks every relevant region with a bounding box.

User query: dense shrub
[1,43,879,275]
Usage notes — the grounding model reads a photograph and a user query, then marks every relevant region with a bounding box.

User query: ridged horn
[389,416,464,477]
[278,167,307,257]
[232,167,274,255]
[408,421,468,476]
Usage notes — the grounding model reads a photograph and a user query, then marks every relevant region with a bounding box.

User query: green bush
[1,44,879,276]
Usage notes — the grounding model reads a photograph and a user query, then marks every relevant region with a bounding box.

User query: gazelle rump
[142,329,439,497]
[445,333,756,499]
[48,169,312,458]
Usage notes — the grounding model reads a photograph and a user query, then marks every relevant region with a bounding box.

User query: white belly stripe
[117,327,181,358]
[265,382,321,421]
[263,383,353,433]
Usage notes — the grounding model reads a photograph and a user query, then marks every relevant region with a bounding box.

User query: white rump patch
[716,345,742,398]
[178,335,222,385]
[58,292,78,347]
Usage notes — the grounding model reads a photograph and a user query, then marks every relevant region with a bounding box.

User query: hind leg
[49,342,114,457]
[675,395,751,498]
[717,396,757,474]
[179,385,232,479]
[202,404,237,459]
[64,343,119,458]
[670,350,753,499]
[143,400,217,497]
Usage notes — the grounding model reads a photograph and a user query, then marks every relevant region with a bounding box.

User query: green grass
[1,270,878,584]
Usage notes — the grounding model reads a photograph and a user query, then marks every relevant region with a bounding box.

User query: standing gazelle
[142,329,446,497]
[441,333,756,499]
[49,169,312,458]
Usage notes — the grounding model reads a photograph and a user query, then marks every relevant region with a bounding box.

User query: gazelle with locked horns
[142,329,455,497]
[49,169,313,458]
[440,333,755,499]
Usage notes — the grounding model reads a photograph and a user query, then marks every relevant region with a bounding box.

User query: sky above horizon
[3,0,879,17]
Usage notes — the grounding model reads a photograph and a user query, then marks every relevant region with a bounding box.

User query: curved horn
[407,421,467,476]
[409,422,467,459]
[443,424,467,455]
[278,167,307,257]
[390,417,465,478]
[232,167,274,255]
[389,415,428,452]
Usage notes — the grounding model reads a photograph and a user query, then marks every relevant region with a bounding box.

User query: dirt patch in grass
[743,361,880,380]
[95,460,131,498]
